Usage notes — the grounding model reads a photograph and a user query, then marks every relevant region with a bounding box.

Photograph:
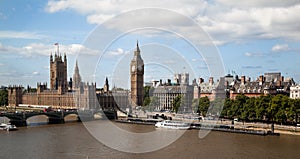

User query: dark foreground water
[0,121,299,159]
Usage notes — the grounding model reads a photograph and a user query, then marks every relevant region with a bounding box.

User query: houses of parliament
[6,41,297,113]
[7,44,137,111]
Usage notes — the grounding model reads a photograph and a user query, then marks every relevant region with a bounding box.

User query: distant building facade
[8,53,98,110]
[96,78,130,111]
[290,84,300,99]
[197,72,294,101]
[151,73,194,113]
[229,73,293,99]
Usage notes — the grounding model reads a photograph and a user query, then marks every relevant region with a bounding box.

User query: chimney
[167,79,171,85]
[247,77,251,82]
[209,77,214,85]
[259,75,264,85]
[276,80,282,86]
[198,78,204,84]
[281,76,284,82]
[235,75,239,80]
[241,76,246,85]
[225,81,229,87]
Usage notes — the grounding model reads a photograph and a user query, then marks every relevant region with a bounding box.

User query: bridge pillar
[10,119,27,127]
[48,117,65,124]
[8,112,27,127]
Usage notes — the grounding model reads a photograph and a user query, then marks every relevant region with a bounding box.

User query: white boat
[0,123,18,131]
[155,120,190,130]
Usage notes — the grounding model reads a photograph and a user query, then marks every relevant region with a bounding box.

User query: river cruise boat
[155,120,190,130]
[0,123,17,131]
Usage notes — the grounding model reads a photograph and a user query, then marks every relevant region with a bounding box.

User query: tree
[209,98,224,117]
[198,96,210,117]
[255,95,271,121]
[268,94,288,124]
[172,95,183,113]
[221,98,233,118]
[231,94,249,119]
[0,89,8,106]
[191,99,199,114]
[148,96,159,112]
[143,97,151,106]
[241,97,256,123]
[143,86,151,106]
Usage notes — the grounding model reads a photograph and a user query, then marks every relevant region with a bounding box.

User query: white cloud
[106,48,128,56]
[0,42,100,57]
[245,52,265,57]
[271,44,290,52]
[242,65,262,69]
[216,0,300,8]
[45,0,206,23]
[0,12,7,20]
[45,0,300,44]
[0,31,46,39]
[32,71,40,75]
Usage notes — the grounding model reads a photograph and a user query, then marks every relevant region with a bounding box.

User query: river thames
[0,121,299,159]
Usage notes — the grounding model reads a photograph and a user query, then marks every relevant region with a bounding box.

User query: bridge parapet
[0,109,116,126]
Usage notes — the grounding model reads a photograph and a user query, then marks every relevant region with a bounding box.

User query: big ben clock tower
[130,41,144,107]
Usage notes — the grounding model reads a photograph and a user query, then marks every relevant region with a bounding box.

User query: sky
[0,0,300,89]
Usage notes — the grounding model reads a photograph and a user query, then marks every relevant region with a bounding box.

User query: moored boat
[0,123,18,131]
[155,120,190,130]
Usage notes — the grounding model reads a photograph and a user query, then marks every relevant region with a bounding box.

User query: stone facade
[8,53,98,110]
[50,53,68,92]
[290,84,300,99]
[198,72,294,101]
[229,73,293,99]
[130,42,144,107]
[151,73,194,113]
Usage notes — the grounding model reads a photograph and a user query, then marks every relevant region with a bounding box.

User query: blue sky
[0,0,300,89]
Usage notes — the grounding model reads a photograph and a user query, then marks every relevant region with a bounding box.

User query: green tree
[0,89,8,106]
[143,86,151,106]
[143,97,151,106]
[241,97,255,123]
[221,98,233,118]
[209,98,224,116]
[269,94,288,124]
[172,95,183,113]
[198,96,210,116]
[191,99,199,114]
[232,94,249,119]
[148,96,159,111]
[255,95,271,121]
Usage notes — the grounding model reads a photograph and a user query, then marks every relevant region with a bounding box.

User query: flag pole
[57,43,59,55]
[54,43,59,55]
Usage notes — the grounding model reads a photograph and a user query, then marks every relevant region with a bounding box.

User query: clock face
[131,65,135,72]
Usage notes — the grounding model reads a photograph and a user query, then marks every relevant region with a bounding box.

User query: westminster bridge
[0,110,117,126]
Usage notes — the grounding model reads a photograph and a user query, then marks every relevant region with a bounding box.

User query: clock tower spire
[130,41,144,107]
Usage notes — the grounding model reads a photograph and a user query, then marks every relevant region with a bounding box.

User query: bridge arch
[26,115,49,126]
[0,116,10,123]
[64,113,79,122]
